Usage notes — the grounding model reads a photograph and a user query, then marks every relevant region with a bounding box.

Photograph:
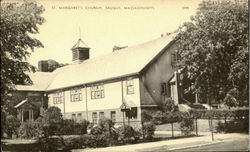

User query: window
[126,79,134,94]
[72,114,76,121]
[70,87,82,102]
[91,84,104,99]
[125,107,137,119]
[111,111,116,123]
[171,50,180,67]
[161,82,171,97]
[72,50,78,60]
[53,91,63,104]
[77,113,82,122]
[92,112,97,124]
[99,112,105,120]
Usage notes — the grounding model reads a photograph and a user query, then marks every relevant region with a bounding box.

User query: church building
[14,33,196,126]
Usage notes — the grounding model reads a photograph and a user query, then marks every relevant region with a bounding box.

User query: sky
[28,0,202,67]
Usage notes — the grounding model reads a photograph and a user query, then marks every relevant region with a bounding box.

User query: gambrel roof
[16,34,176,92]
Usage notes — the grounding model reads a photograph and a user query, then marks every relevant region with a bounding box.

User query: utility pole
[208,81,214,141]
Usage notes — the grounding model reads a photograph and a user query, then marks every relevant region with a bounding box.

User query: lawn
[156,119,221,132]
[2,139,40,152]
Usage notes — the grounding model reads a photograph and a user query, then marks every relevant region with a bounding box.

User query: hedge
[189,108,249,119]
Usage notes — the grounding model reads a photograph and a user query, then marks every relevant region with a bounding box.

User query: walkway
[72,133,248,152]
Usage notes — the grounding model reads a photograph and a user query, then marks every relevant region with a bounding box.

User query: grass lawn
[2,139,39,152]
[156,119,221,132]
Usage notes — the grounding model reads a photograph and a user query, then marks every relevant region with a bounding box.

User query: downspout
[175,71,179,104]
[85,85,89,121]
[41,94,44,111]
[121,80,125,126]
[63,91,66,117]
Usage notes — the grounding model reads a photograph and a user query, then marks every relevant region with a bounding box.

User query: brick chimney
[38,60,49,72]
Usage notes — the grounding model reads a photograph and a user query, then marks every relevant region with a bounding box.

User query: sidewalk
[72,133,248,152]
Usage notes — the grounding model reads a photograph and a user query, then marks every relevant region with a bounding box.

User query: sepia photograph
[1,0,249,151]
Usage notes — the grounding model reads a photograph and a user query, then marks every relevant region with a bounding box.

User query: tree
[37,106,63,136]
[176,0,248,106]
[1,0,45,136]
[5,115,21,138]
[46,59,69,72]
[162,98,175,112]
[223,88,239,108]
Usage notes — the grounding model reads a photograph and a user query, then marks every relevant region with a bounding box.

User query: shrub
[142,121,155,141]
[33,106,63,136]
[60,119,75,135]
[61,119,89,135]
[18,120,44,139]
[62,135,82,150]
[42,106,63,136]
[162,98,175,112]
[141,110,153,123]
[98,118,114,132]
[20,107,89,139]
[152,111,164,125]
[90,125,103,135]
[87,122,94,130]
[80,134,109,148]
[99,132,117,146]
[216,121,227,133]
[99,118,118,145]
[164,111,183,123]
[5,115,21,138]
[179,112,194,136]
[81,134,98,147]
[117,125,137,144]
[39,135,83,151]
[152,111,184,125]
[77,120,89,134]
[216,118,249,133]
[89,118,118,146]
[134,129,142,141]
[38,136,65,152]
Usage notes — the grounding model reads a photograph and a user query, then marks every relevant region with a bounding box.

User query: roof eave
[46,72,140,92]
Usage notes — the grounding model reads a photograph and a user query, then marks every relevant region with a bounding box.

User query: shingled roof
[71,38,90,49]
[16,34,176,92]
[15,72,55,91]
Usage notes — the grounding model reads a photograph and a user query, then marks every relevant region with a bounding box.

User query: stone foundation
[63,107,142,129]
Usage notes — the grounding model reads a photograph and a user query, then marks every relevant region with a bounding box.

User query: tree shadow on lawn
[115,134,200,146]
[152,134,204,143]
[2,141,40,152]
